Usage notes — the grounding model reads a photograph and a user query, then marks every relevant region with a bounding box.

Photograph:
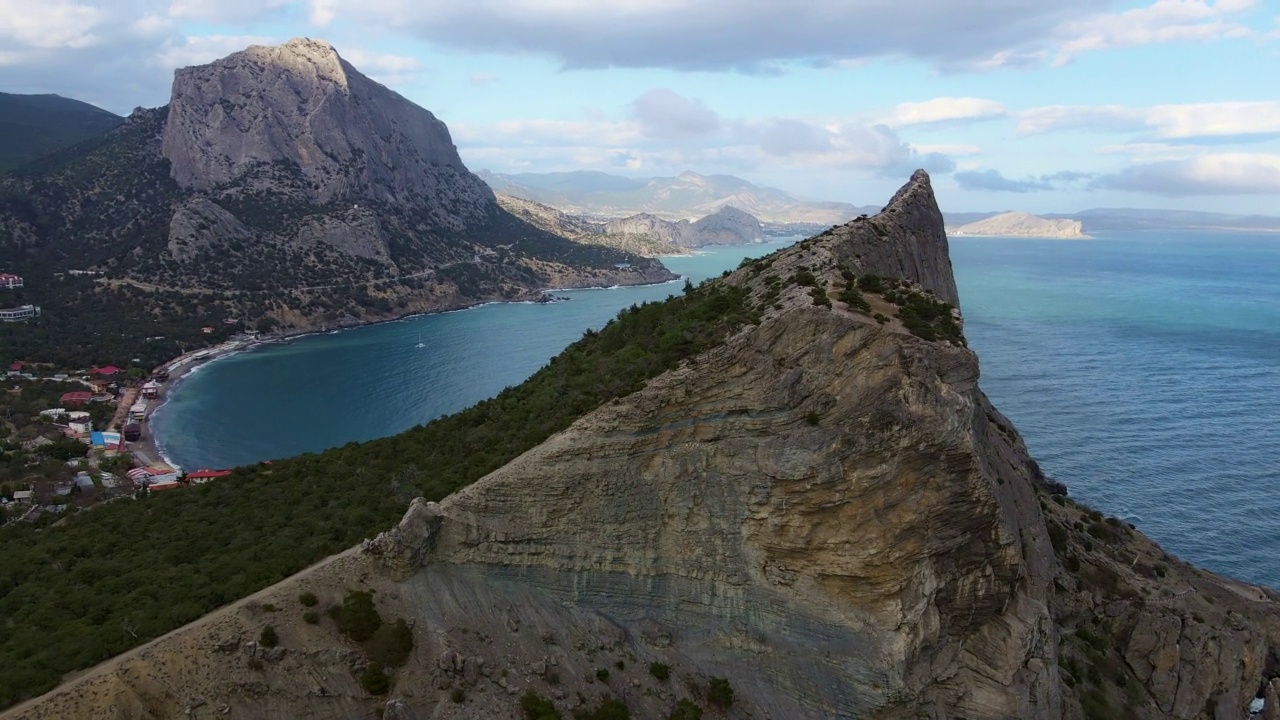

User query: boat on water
[415,331,426,349]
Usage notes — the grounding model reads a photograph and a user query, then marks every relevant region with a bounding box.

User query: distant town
[0,271,246,524]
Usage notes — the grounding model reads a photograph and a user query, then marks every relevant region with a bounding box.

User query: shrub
[707,678,734,708]
[367,618,414,668]
[332,590,382,642]
[809,286,831,307]
[669,699,702,720]
[451,688,466,703]
[577,699,631,720]
[302,611,319,625]
[259,625,278,648]
[360,661,390,695]
[521,689,562,720]
[649,662,670,681]
[614,659,625,670]
[804,411,820,426]
[596,668,610,681]
[873,313,889,324]
[837,285,870,312]
[299,591,318,607]
[857,274,885,293]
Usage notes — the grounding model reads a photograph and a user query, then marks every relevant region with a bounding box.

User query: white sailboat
[415,331,426,349]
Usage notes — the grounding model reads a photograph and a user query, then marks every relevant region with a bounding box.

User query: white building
[0,305,40,322]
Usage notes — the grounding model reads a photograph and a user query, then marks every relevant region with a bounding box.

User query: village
[0,305,256,524]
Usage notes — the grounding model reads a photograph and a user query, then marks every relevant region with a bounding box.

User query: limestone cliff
[163,38,484,216]
[602,205,764,248]
[7,171,1280,720]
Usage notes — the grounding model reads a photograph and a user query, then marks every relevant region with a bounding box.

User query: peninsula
[950,210,1090,238]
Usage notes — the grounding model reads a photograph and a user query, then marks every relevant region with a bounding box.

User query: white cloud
[153,34,276,70]
[317,0,1105,72]
[1092,152,1280,195]
[1054,0,1255,64]
[166,0,293,24]
[1017,101,1280,139]
[309,0,338,25]
[913,143,983,156]
[632,89,721,140]
[0,0,104,49]
[456,91,956,179]
[881,97,1006,128]
[340,48,423,87]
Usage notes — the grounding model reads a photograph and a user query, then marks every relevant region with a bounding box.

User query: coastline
[141,274,688,472]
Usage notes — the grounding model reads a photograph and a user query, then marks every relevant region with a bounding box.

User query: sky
[1,0,1278,214]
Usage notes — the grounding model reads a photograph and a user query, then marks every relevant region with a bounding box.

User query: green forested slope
[0,93,123,173]
[0,276,758,709]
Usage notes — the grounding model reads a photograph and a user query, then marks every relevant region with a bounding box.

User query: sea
[150,231,1280,588]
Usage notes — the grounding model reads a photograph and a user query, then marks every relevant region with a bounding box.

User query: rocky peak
[239,37,349,90]
[161,38,489,214]
[824,169,960,306]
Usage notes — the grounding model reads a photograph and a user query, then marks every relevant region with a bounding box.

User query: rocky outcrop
[603,206,763,248]
[7,171,1280,720]
[820,170,960,306]
[167,197,251,263]
[950,211,1089,239]
[162,37,492,224]
[686,204,763,246]
[294,207,391,262]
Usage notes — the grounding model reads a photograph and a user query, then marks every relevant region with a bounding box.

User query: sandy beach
[123,335,266,471]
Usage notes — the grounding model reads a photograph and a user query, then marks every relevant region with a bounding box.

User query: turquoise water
[154,231,1280,587]
[152,239,801,470]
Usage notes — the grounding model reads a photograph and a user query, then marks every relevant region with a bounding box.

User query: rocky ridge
[6,171,1280,720]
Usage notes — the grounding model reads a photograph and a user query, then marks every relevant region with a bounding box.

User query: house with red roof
[0,274,23,289]
[8,361,22,371]
[60,391,94,405]
[90,366,121,376]
[186,469,232,483]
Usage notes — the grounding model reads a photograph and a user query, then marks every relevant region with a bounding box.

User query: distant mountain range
[483,170,1280,236]
[496,194,765,256]
[0,92,123,172]
[479,169,874,225]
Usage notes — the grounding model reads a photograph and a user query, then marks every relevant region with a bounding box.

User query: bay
[153,231,1280,588]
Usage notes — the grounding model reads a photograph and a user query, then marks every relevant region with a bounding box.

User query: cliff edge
[7,171,1279,720]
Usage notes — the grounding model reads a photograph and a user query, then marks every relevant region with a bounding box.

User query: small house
[12,490,32,503]
[69,420,92,435]
[60,391,93,405]
[186,469,232,483]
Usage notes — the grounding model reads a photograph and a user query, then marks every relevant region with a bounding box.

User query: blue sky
[1,0,1278,213]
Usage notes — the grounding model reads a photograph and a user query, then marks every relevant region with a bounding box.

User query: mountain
[480,168,872,224]
[949,211,1088,238]
[0,93,123,172]
[8,171,1279,720]
[497,193,764,255]
[0,39,672,363]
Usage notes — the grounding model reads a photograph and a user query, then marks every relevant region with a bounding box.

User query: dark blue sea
[152,232,1280,588]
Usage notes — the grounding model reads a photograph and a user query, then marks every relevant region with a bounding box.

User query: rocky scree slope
[0,38,670,340]
[7,171,1280,720]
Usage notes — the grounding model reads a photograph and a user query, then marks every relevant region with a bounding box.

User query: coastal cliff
[6,171,1279,720]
